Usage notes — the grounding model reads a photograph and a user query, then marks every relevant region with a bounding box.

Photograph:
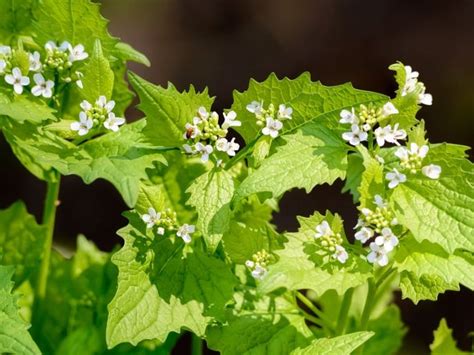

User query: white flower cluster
[354,195,400,266]
[401,65,432,106]
[141,207,195,244]
[71,96,125,136]
[183,107,241,163]
[314,220,348,264]
[246,101,293,138]
[340,102,406,147]
[0,41,87,97]
[245,249,272,280]
[385,143,442,189]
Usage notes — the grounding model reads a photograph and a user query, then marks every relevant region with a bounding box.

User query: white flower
[362,123,372,132]
[278,104,293,120]
[367,242,389,267]
[374,227,399,252]
[386,168,407,189]
[401,65,419,96]
[183,122,200,139]
[80,100,93,112]
[4,67,30,94]
[333,245,349,264]
[215,137,240,156]
[197,106,209,120]
[245,260,255,268]
[222,110,241,129]
[29,51,42,72]
[246,101,263,115]
[157,227,165,235]
[0,45,11,55]
[418,92,432,106]
[374,125,393,147]
[342,124,368,146]
[339,108,358,124]
[104,112,126,132]
[381,102,399,117]
[195,142,213,162]
[183,144,194,154]
[410,143,429,159]
[262,116,283,138]
[45,40,70,52]
[31,73,54,98]
[315,220,333,239]
[68,44,88,62]
[141,207,161,229]
[0,59,6,74]
[96,96,115,113]
[251,264,267,280]
[361,208,372,217]
[388,124,407,145]
[355,227,374,243]
[354,218,366,230]
[70,111,93,136]
[422,164,442,179]
[176,224,195,243]
[394,146,409,161]
[374,194,386,208]
[75,71,84,89]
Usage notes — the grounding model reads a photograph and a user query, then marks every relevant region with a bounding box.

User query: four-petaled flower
[333,245,349,264]
[4,67,30,94]
[314,220,333,239]
[70,112,93,136]
[68,44,89,62]
[251,264,267,280]
[0,45,11,55]
[385,168,407,189]
[29,51,42,72]
[96,95,115,113]
[31,74,54,98]
[381,102,399,117]
[278,104,293,120]
[0,59,7,74]
[222,110,241,129]
[216,137,240,156]
[374,227,399,252]
[195,142,213,162]
[339,108,358,124]
[422,164,442,179]
[355,227,373,243]
[395,143,429,161]
[342,124,368,146]
[177,224,195,243]
[246,100,263,115]
[262,117,283,138]
[141,207,161,229]
[367,242,389,266]
[104,112,126,132]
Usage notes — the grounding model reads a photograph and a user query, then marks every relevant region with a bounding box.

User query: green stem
[191,333,203,355]
[36,176,61,299]
[335,288,354,335]
[301,310,326,328]
[296,291,334,330]
[360,278,376,331]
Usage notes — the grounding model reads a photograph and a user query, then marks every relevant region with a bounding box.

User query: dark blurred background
[1,0,473,353]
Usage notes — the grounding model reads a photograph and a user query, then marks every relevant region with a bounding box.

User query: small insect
[185,127,195,139]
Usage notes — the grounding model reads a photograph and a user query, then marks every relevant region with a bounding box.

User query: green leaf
[130,72,214,147]
[114,42,150,67]
[394,236,474,303]
[0,266,41,355]
[207,295,313,355]
[0,92,56,124]
[363,306,406,355]
[0,201,47,285]
[106,213,237,348]
[236,122,348,201]
[231,72,387,143]
[357,146,385,208]
[399,272,459,304]
[79,39,114,103]
[32,0,118,57]
[186,169,234,252]
[430,319,468,354]
[341,153,364,202]
[258,211,371,296]
[0,0,36,41]
[36,235,112,353]
[292,331,374,355]
[2,119,166,207]
[390,146,474,253]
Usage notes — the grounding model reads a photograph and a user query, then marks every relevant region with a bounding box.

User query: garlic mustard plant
[0,2,472,354]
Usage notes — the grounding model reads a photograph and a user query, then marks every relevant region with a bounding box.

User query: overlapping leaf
[106,213,237,348]
[292,331,373,355]
[430,319,468,354]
